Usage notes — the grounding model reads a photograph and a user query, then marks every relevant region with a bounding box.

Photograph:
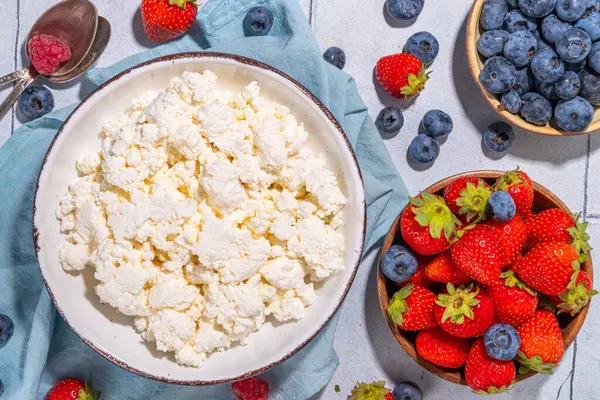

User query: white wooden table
[1,1,599,399]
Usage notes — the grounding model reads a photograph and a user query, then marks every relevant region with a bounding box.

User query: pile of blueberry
[477,0,600,132]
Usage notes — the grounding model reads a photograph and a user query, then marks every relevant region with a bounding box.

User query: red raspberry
[27,33,71,75]
[232,377,269,400]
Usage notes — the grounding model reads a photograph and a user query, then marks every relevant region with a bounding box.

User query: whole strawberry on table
[381,167,596,395]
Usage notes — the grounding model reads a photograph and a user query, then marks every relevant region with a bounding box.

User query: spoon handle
[0,68,29,88]
[0,69,35,121]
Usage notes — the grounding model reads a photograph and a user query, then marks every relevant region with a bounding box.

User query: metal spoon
[0,0,99,119]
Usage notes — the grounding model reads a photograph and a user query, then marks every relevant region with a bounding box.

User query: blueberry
[323,47,346,69]
[579,69,600,104]
[481,0,509,30]
[243,6,274,36]
[555,96,594,132]
[555,0,587,21]
[0,314,14,349]
[422,110,453,137]
[534,30,552,51]
[503,9,537,33]
[408,135,440,163]
[392,382,423,400]
[387,0,424,20]
[586,0,600,10]
[504,30,537,67]
[531,48,565,83]
[518,0,557,17]
[405,31,439,66]
[588,41,600,73]
[484,324,521,361]
[501,90,523,113]
[480,56,518,93]
[478,30,511,58]
[381,245,418,283]
[505,0,519,7]
[376,107,404,135]
[554,71,581,99]
[565,59,587,71]
[541,15,573,44]
[488,190,517,220]
[556,28,592,64]
[18,85,54,120]
[575,11,600,41]
[536,79,560,100]
[520,92,553,125]
[484,121,515,152]
[513,67,535,94]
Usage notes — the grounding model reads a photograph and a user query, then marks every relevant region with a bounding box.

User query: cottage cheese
[56,70,347,368]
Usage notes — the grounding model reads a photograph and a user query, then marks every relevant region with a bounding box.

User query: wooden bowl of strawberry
[377,168,595,394]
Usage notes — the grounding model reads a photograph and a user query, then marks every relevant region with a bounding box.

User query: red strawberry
[375,53,429,98]
[549,269,598,316]
[494,168,534,216]
[349,381,392,400]
[487,216,527,267]
[434,284,495,338]
[400,193,460,256]
[387,284,438,331]
[443,177,492,222]
[486,271,538,327]
[517,310,565,374]
[415,327,472,369]
[232,377,269,400]
[45,379,100,400]
[451,225,503,285]
[465,339,516,394]
[525,209,591,254]
[425,251,472,286]
[395,255,434,289]
[141,0,198,43]
[515,242,580,295]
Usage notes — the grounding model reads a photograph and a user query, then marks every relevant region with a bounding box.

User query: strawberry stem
[435,283,480,324]
[168,0,197,9]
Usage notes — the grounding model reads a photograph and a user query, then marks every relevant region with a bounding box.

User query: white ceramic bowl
[33,52,366,385]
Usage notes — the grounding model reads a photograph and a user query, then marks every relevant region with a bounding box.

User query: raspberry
[27,33,71,75]
[232,377,269,400]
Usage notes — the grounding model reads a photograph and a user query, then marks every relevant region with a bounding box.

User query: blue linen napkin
[0,0,408,398]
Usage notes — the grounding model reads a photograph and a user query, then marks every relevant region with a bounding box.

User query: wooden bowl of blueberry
[467,0,600,135]
[377,168,595,393]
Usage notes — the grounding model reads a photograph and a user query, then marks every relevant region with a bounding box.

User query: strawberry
[141,0,198,43]
[425,251,472,286]
[349,381,392,400]
[494,168,534,216]
[415,327,472,369]
[400,193,460,256]
[375,53,429,98]
[486,216,527,267]
[486,271,538,327]
[434,284,495,338]
[443,177,492,222]
[395,255,434,289]
[45,379,100,400]
[517,310,565,374]
[549,269,598,316]
[525,209,591,255]
[387,284,438,331]
[515,242,580,295]
[465,339,516,394]
[450,225,503,285]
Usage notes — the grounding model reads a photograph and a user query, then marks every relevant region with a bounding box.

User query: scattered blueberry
[405,31,439,66]
[392,382,423,400]
[503,9,538,33]
[481,0,510,30]
[575,11,600,41]
[565,59,587,71]
[323,47,346,69]
[18,85,54,120]
[541,14,573,44]
[531,47,565,83]
[554,96,594,131]
[556,28,592,63]
[484,121,515,152]
[520,92,554,125]
[555,0,587,21]
[579,69,600,104]
[381,245,418,283]
[484,324,521,361]
[478,30,511,58]
[504,30,538,67]
[422,110,453,137]
[536,79,560,100]
[488,190,517,220]
[479,56,518,93]
[387,0,424,20]
[518,0,557,18]
[501,90,523,113]
[588,42,600,73]
[408,135,440,163]
[376,107,404,135]
[513,67,535,94]
[243,6,273,36]
[554,71,581,99]
[0,314,14,349]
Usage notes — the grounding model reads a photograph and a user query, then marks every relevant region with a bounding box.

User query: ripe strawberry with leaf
[375,53,430,98]
[425,251,472,286]
[451,224,503,285]
[443,177,492,223]
[141,0,199,43]
[349,381,392,400]
[486,271,538,327]
[517,310,565,374]
[387,284,438,331]
[45,379,101,400]
[465,339,516,395]
[549,269,598,316]
[487,216,527,267]
[416,327,472,369]
[525,209,592,255]
[495,168,534,216]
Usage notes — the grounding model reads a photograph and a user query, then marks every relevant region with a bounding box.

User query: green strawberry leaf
[435,283,480,324]
[410,192,459,241]
[456,180,492,223]
[387,284,413,327]
[517,352,556,374]
[349,381,391,400]
[500,271,537,296]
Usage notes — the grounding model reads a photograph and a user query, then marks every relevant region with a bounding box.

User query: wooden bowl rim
[466,0,600,136]
[377,170,593,386]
